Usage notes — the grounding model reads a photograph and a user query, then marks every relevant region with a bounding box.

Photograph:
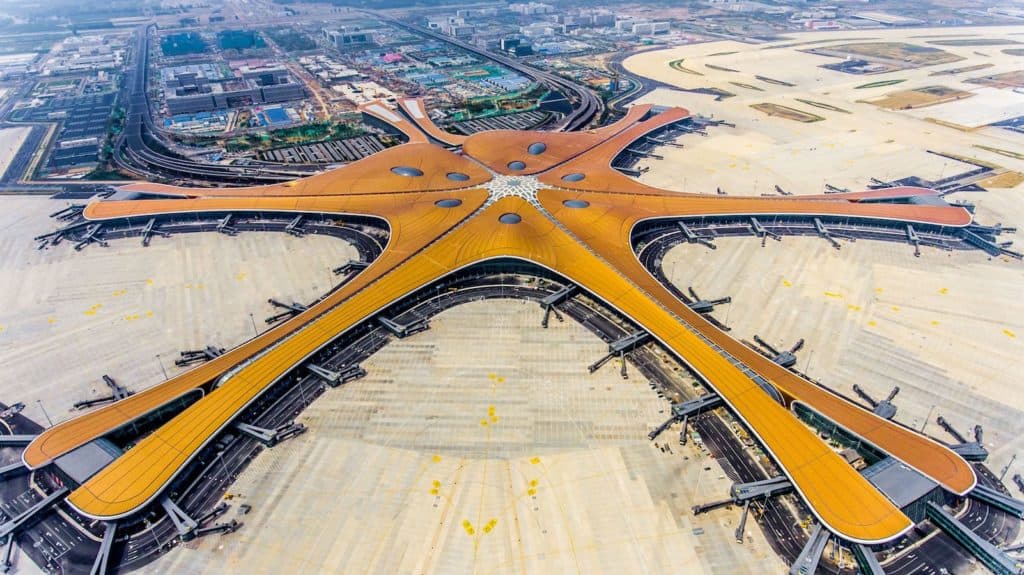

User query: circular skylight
[446,172,470,182]
[435,199,463,208]
[391,166,424,177]
[563,199,590,209]
[498,213,522,224]
[561,173,586,182]
[507,161,526,171]
[527,142,547,155]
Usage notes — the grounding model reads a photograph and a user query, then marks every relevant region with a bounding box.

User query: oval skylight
[391,166,424,177]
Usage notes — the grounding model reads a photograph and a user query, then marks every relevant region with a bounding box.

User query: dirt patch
[966,70,1024,90]
[749,103,824,122]
[855,79,906,89]
[974,145,1024,161]
[823,42,963,65]
[729,81,764,91]
[978,171,1024,189]
[669,59,703,76]
[755,75,795,87]
[868,85,973,110]
[929,38,1020,46]
[929,63,994,76]
[705,63,739,73]
[795,99,851,113]
[808,42,963,74]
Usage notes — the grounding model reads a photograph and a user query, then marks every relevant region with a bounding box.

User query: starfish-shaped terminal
[25,99,978,546]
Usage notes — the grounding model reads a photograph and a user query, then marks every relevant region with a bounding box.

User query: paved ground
[0,127,30,181]
[0,196,352,426]
[146,299,784,575]
[0,196,784,574]
[664,236,1024,484]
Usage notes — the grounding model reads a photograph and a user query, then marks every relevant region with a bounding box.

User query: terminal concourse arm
[23,189,489,470]
[539,187,976,499]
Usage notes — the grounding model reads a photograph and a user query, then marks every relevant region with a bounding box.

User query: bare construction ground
[624,26,1024,195]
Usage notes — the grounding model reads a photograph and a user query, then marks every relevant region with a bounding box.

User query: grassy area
[750,103,824,123]
[668,59,703,76]
[930,38,1020,47]
[755,75,795,87]
[974,145,1024,161]
[705,63,739,72]
[226,122,365,153]
[855,79,906,89]
[264,27,316,51]
[794,99,850,113]
[452,84,547,121]
[729,81,763,91]
[680,87,735,101]
[83,167,132,181]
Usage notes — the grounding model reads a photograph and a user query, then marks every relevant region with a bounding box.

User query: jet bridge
[333,260,369,275]
[970,485,1024,519]
[378,315,430,338]
[589,331,651,378]
[927,502,1022,575]
[937,416,988,461]
[677,221,716,249]
[648,393,723,442]
[852,385,899,420]
[789,523,830,575]
[0,487,70,540]
[540,284,576,328]
[140,218,170,246]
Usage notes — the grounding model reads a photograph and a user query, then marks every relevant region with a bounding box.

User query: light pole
[249,313,258,336]
[1000,453,1017,482]
[155,353,168,380]
[35,399,52,428]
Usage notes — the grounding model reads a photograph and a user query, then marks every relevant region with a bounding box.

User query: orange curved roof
[396,97,468,147]
[24,189,490,470]
[462,104,657,176]
[539,188,975,497]
[118,143,490,198]
[26,104,978,544]
[359,99,429,144]
[536,106,696,195]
